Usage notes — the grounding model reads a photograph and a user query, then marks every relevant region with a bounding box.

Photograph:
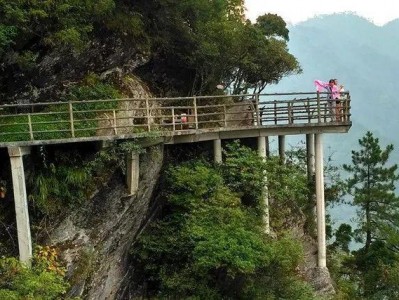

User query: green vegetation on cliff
[131,142,314,299]
[0,247,69,299]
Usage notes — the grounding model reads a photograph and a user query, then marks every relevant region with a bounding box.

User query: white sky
[245,0,399,26]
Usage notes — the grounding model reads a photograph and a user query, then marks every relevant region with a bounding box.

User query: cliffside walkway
[0,92,351,147]
[0,92,351,269]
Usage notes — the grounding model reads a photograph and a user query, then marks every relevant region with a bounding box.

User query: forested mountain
[1,4,399,298]
[268,13,399,163]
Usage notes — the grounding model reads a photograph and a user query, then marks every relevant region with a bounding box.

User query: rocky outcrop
[225,100,255,127]
[47,145,164,299]
[96,73,158,137]
[295,219,336,297]
[0,33,148,104]
[305,266,335,297]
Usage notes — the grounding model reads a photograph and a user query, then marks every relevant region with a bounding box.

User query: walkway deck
[0,92,351,147]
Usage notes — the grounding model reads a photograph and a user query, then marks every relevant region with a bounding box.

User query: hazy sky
[245,0,399,26]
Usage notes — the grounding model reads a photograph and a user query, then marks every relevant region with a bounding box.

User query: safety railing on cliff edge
[0,92,351,144]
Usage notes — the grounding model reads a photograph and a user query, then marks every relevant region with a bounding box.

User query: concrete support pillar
[258,137,270,234]
[213,139,222,163]
[126,152,139,195]
[306,134,315,182]
[306,134,316,218]
[8,147,32,266]
[278,135,285,162]
[98,140,113,149]
[258,136,266,157]
[265,136,270,158]
[315,134,326,268]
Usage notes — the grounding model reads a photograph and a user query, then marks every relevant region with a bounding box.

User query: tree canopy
[130,143,313,299]
[0,0,300,100]
[120,1,301,95]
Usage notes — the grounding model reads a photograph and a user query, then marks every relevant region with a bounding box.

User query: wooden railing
[0,92,351,143]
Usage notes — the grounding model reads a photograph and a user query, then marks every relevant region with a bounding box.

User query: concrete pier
[8,147,32,266]
[315,134,326,268]
[258,137,270,234]
[306,134,316,218]
[306,134,315,182]
[126,152,140,195]
[278,135,285,162]
[213,139,222,163]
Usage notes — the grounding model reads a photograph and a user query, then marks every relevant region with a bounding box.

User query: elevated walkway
[0,92,351,147]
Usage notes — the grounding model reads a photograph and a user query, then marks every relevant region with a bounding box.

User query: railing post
[346,95,351,122]
[288,102,293,124]
[145,98,150,132]
[316,92,321,123]
[172,108,176,132]
[69,102,75,138]
[274,100,277,125]
[323,103,327,122]
[27,114,33,140]
[193,96,198,130]
[255,93,261,126]
[307,98,311,123]
[112,110,117,135]
[223,104,227,127]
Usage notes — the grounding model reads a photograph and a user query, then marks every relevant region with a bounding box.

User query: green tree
[337,131,399,298]
[134,1,300,95]
[343,131,399,252]
[131,146,314,299]
[221,140,267,215]
[0,249,68,299]
[332,223,353,253]
[0,0,118,53]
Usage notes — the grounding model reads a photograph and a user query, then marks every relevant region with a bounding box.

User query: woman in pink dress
[314,79,341,121]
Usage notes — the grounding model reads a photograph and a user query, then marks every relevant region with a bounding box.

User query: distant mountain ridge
[269,13,399,163]
[267,13,399,229]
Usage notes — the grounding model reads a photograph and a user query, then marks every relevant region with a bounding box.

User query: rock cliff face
[0,34,148,104]
[96,73,159,137]
[272,194,335,297]
[47,145,164,299]
[293,215,336,296]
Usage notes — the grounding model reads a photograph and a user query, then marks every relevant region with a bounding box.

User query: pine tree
[343,131,399,252]
[339,132,399,298]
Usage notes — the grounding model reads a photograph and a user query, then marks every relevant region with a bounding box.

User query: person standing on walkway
[314,79,339,121]
[334,79,345,121]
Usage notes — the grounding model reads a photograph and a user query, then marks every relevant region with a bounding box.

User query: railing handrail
[0,92,350,109]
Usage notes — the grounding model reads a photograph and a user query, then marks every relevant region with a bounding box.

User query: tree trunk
[365,201,371,252]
